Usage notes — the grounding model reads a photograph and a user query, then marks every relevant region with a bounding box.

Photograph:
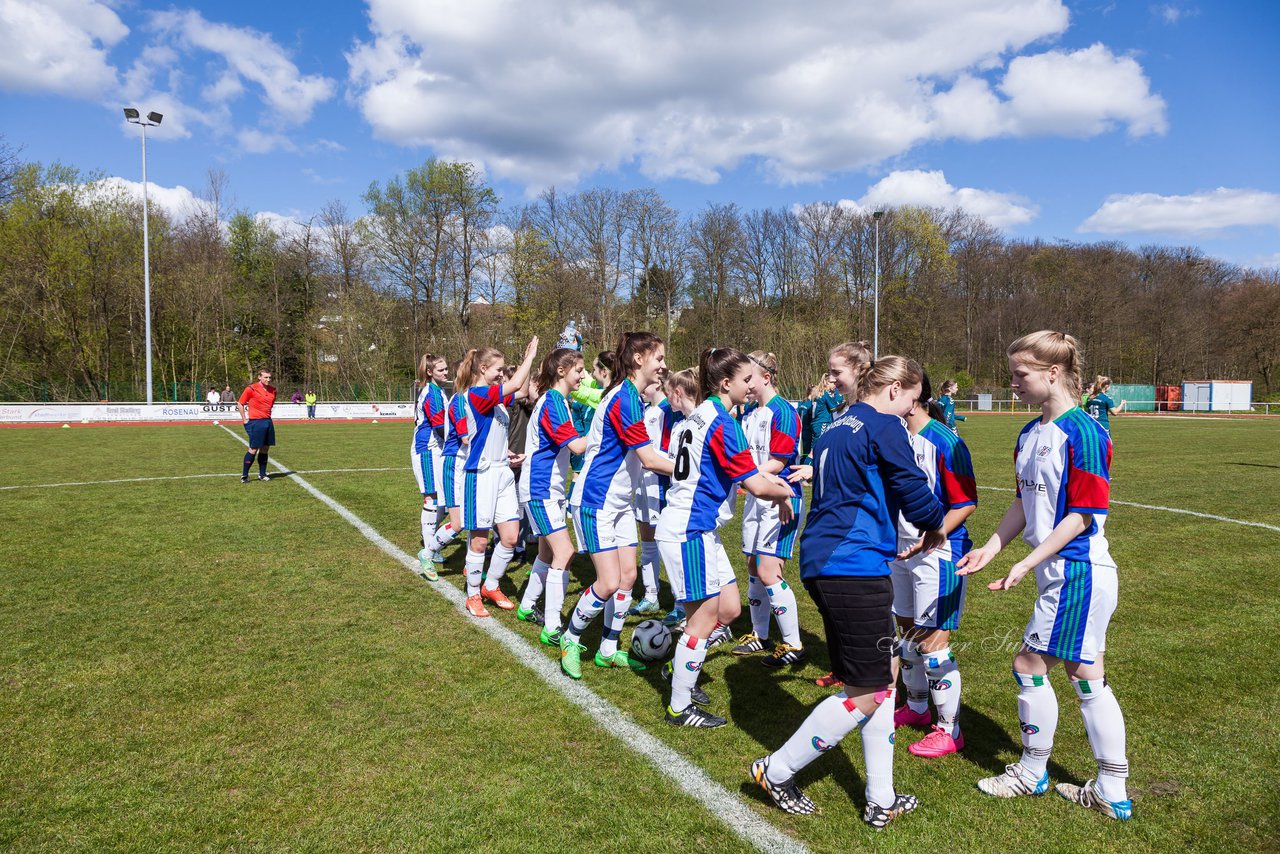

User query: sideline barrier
[0,402,413,424]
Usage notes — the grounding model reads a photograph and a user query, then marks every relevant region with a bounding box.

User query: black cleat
[761,643,808,669]
[665,704,727,728]
[863,793,919,829]
[751,756,817,815]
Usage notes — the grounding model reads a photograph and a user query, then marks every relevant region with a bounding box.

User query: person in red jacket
[237,368,277,483]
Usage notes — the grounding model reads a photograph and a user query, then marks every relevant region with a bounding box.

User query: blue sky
[2,0,1277,268]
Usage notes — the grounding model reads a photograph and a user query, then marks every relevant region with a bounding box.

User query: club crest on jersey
[1020,721,1039,735]
[1037,445,1051,457]
[811,736,833,752]
[685,661,702,672]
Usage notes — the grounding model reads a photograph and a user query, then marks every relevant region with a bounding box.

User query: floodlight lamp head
[123,108,140,120]
[147,112,164,125]
[872,210,885,220]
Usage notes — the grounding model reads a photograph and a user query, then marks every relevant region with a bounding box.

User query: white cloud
[255,210,309,239]
[347,1,1166,188]
[1155,5,1197,25]
[90,176,213,221]
[237,128,298,155]
[1079,188,1280,235]
[0,0,125,98]
[842,170,1038,228]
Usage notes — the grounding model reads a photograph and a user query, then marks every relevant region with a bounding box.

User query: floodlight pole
[872,210,884,359]
[124,109,162,404]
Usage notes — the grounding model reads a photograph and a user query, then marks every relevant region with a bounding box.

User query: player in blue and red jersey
[237,368,276,483]
[411,353,450,581]
[958,331,1132,821]
[516,348,589,643]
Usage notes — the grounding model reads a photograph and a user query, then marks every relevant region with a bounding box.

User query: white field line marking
[0,468,398,492]
[216,425,808,854]
[978,486,1280,534]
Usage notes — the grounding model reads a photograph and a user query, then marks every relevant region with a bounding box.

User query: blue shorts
[245,418,276,448]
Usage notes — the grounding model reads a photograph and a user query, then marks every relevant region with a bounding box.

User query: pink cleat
[893,705,932,729]
[908,726,964,758]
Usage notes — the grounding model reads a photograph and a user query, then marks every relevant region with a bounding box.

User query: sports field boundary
[216,424,810,854]
[977,485,1280,533]
[0,467,398,491]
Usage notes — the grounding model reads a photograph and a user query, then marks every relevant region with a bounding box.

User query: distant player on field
[1085,375,1126,433]
[238,368,276,483]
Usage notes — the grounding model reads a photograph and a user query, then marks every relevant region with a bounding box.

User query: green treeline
[1,145,1277,403]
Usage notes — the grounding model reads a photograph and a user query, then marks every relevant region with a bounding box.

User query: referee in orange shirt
[237,368,277,483]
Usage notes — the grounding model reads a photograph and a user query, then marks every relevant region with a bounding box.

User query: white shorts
[890,543,967,631]
[572,504,638,554]
[526,498,568,537]
[411,444,445,497]
[462,466,521,530]
[1023,557,1118,665]
[443,454,467,509]
[658,531,738,603]
[741,494,803,560]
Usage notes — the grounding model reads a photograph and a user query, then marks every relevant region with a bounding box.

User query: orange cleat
[480,586,516,610]
[465,594,491,618]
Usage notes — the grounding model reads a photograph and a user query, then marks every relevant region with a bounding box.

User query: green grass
[1,415,1277,852]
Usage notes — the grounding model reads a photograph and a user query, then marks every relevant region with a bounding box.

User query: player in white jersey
[958,331,1132,821]
[560,332,675,680]
[628,379,668,617]
[890,373,978,760]
[657,348,795,727]
[732,351,809,669]
[516,348,588,644]
[411,353,457,580]
[454,339,539,619]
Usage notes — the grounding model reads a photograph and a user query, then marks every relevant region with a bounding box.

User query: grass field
[2,414,1278,852]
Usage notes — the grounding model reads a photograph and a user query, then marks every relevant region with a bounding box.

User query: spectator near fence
[206,387,220,405]
[305,389,317,419]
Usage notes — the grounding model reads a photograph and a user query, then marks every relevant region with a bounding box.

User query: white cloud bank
[1079,188,1280,235]
[0,0,125,98]
[842,170,1038,228]
[348,0,1166,187]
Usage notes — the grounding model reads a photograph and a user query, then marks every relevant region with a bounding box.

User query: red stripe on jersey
[709,423,758,480]
[467,384,506,415]
[609,397,650,449]
[1066,445,1110,512]
[939,454,978,507]
[541,405,579,445]
[768,422,798,457]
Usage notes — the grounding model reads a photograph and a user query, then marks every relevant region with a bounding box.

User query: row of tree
[1,140,1277,402]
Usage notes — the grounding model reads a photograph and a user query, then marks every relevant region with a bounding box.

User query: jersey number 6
[674,431,693,481]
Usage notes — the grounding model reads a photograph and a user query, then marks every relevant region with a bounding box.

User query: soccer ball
[630,619,673,662]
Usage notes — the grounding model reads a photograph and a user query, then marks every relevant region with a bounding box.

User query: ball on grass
[630,619,674,662]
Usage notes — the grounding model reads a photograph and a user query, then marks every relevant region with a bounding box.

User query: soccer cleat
[977,763,1050,798]
[662,607,687,629]
[240,476,249,484]
[431,550,445,564]
[815,671,844,688]
[258,474,270,481]
[706,625,733,650]
[908,726,964,758]
[661,661,710,706]
[480,586,516,610]
[559,636,585,680]
[761,643,807,669]
[539,626,564,647]
[731,632,771,656]
[666,704,727,728]
[626,597,661,617]
[750,756,817,815]
[894,705,932,729]
[1054,780,1133,821]
[464,594,490,618]
[515,605,545,625]
[863,793,919,829]
[594,650,646,671]
[416,549,439,582]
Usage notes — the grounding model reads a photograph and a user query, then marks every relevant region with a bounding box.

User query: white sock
[599,590,632,657]
[464,549,485,598]
[899,639,930,714]
[566,585,607,643]
[747,575,770,639]
[1074,677,1129,802]
[432,521,457,550]
[768,691,871,783]
[639,541,660,601]
[668,633,708,711]
[420,500,437,550]
[544,568,569,632]
[861,689,897,808]
[520,557,550,612]
[765,579,801,647]
[1015,671,1058,780]
[483,544,515,591]
[925,648,962,737]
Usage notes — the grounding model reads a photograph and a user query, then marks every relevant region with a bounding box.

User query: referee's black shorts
[804,575,895,689]
[244,417,276,448]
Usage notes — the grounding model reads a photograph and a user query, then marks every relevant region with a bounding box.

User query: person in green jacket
[304,389,318,419]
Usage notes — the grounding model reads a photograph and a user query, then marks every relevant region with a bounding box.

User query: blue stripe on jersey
[577,381,645,509]
[936,558,964,631]
[442,395,469,456]
[1047,560,1093,662]
[418,447,435,494]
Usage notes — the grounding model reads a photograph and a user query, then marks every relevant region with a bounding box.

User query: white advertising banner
[0,402,413,424]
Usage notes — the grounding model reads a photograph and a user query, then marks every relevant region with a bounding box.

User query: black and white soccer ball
[630,619,673,662]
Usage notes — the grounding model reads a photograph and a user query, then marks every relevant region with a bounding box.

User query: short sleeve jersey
[742,395,803,498]
[1085,392,1115,430]
[572,379,651,511]
[442,393,470,458]
[655,397,759,541]
[464,385,516,471]
[518,389,580,503]
[413,383,446,452]
[1015,407,1115,567]
[238,382,276,420]
[897,419,978,543]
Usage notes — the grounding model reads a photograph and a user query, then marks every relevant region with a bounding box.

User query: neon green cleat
[416,549,439,582]
[594,650,646,671]
[560,636,585,680]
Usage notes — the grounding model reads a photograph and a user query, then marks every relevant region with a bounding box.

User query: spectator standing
[206,387,221,405]
[305,389,318,419]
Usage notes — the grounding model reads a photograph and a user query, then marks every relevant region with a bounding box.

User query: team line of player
[408,328,1132,830]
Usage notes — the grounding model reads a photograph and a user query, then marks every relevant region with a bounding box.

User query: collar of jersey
[708,396,730,415]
